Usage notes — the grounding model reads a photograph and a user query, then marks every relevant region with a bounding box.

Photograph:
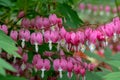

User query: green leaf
[0,0,13,8]
[0,67,6,76]
[57,3,83,28]
[86,71,103,80]
[0,58,16,72]
[0,30,21,58]
[0,75,26,80]
[0,30,15,46]
[84,50,105,62]
[104,47,112,59]
[103,72,120,80]
[105,60,120,68]
[110,53,120,60]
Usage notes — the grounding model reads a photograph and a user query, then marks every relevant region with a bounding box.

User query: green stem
[115,0,120,17]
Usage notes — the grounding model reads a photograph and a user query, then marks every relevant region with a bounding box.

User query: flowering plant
[0,0,120,80]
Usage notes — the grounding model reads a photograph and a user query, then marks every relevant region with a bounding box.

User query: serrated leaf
[0,58,16,72]
[104,47,112,59]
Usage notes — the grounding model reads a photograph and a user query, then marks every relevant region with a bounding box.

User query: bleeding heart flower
[79,3,85,12]
[35,16,43,29]
[36,59,50,78]
[53,59,67,78]
[10,30,18,41]
[17,11,25,18]
[49,14,58,25]
[19,29,30,48]
[66,60,74,78]
[44,30,59,50]
[73,64,81,74]
[30,32,43,52]
[21,18,30,28]
[0,25,8,34]
[32,54,41,65]
[105,5,110,16]
[21,53,28,70]
[88,64,95,71]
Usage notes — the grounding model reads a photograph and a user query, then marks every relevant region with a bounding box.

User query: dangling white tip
[73,46,76,52]
[57,42,60,51]
[21,39,25,48]
[67,72,73,78]
[82,76,86,80]
[100,11,104,16]
[89,44,95,52]
[106,12,110,16]
[105,36,108,46]
[113,33,117,42]
[51,25,55,31]
[7,54,12,59]
[16,73,20,77]
[35,43,39,52]
[49,41,52,50]
[66,44,69,52]
[21,62,26,70]
[13,56,16,64]
[59,68,63,78]
[81,45,86,52]
[41,68,46,78]
[34,67,37,72]
[42,29,44,35]
[87,9,91,14]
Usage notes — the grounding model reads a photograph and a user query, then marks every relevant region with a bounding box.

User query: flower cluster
[0,12,120,79]
[79,3,119,16]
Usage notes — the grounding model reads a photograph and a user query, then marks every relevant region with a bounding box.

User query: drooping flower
[105,5,110,16]
[88,30,98,52]
[35,16,43,29]
[17,11,25,18]
[30,32,43,52]
[87,4,92,13]
[19,29,30,48]
[43,18,50,29]
[44,30,59,50]
[21,18,30,28]
[73,64,81,74]
[99,5,104,16]
[32,54,41,65]
[10,30,18,41]
[49,14,58,26]
[80,68,86,77]
[66,60,74,78]
[88,63,95,71]
[53,59,67,78]
[36,59,50,78]
[21,53,28,70]
[93,6,98,15]
[0,25,8,34]
[79,3,85,12]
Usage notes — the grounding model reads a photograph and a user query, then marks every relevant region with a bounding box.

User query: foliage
[0,0,120,80]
